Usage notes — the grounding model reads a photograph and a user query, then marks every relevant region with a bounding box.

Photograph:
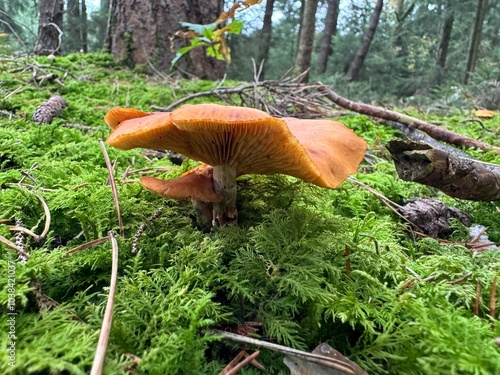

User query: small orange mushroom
[105,104,367,226]
[474,109,495,119]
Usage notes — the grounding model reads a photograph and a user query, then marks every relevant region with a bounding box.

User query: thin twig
[99,140,125,237]
[446,271,473,284]
[90,231,119,375]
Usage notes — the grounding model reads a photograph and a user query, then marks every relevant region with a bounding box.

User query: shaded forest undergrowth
[1,53,500,374]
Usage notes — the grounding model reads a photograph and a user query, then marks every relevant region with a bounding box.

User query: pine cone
[32,96,67,124]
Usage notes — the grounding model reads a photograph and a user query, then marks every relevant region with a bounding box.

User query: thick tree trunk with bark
[81,0,87,53]
[346,0,383,81]
[464,0,488,84]
[294,0,319,82]
[257,0,275,80]
[317,0,340,74]
[108,0,225,79]
[34,0,64,55]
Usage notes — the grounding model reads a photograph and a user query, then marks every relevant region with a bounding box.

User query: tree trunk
[346,0,383,81]
[294,0,319,82]
[108,0,225,79]
[81,0,88,53]
[434,7,454,84]
[316,0,340,74]
[257,0,275,80]
[65,0,81,52]
[464,0,488,84]
[34,0,64,55]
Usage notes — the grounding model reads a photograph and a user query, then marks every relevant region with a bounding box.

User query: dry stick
[320,85,500,154]
[225,351,260,375]
[0,234,30,259]
[90,231,119,375]
[446,271,473,285]
[208,330,356,375]
[99,140,125,237]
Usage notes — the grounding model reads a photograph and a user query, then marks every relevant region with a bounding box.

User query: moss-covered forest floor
[1,53,499,374]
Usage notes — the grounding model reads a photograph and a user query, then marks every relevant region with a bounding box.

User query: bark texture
[108,0,225,79]
[386,140,500,201]
[347,0,383,81]
[294,0,319,82]
[316,0,340,74]
[34,0,64,55]
[398,198,471,238]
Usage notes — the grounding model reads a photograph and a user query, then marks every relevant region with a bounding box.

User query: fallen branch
[386,140,500,201]
[321,86,500,154]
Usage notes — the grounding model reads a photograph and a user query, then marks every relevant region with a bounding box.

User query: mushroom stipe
[105,103,367,227]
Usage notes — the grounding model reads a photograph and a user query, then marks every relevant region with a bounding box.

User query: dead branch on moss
[209,330,364,374]
[6,193,51,243]
[90,231,119,375]
[0,234,30,259]
[386,140,500,201]
[99,140,124,237]
[152,71,336,118]
[219,350,262,375]
[321,86,500,154]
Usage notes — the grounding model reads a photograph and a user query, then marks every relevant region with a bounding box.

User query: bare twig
[99,140,124,237]
[446,271,473,285]
[90,231,119,375]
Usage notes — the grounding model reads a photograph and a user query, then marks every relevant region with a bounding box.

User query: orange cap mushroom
[140,164,222,202]
[105,104,366,226]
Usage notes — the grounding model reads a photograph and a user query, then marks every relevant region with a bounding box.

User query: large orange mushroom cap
[104,107,152,129]
[106,103,367,188]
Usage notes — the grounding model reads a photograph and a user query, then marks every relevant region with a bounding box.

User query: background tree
[317,0,340,74]
[257,0,275,79]
[34,0,64,55]
[347,0,384,81]
[435,0,454,84]
[464,0,488,83]
[107,0,225,79]
[294,0,319,82]
[64,0,87,53]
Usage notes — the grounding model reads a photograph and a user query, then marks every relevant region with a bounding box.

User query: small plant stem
[212,165,237,226]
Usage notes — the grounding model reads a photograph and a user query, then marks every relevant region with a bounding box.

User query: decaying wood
[386,140,500,201]
[397,198,471,238]
[321,86,500,154]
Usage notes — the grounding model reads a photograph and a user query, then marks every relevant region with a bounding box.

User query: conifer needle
[90,230,119,375]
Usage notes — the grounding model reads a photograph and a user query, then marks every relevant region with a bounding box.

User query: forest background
[1,0,499,107]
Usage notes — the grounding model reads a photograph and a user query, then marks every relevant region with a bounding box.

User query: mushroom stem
[212,165,238,226]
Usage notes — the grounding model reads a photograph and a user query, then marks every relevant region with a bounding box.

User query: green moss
[0,54,499,374]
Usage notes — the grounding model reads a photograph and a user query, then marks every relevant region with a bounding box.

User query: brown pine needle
[0,234,30,259]
[90,231,119,375]
[65,237,110,255]
[99,139,125,237]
